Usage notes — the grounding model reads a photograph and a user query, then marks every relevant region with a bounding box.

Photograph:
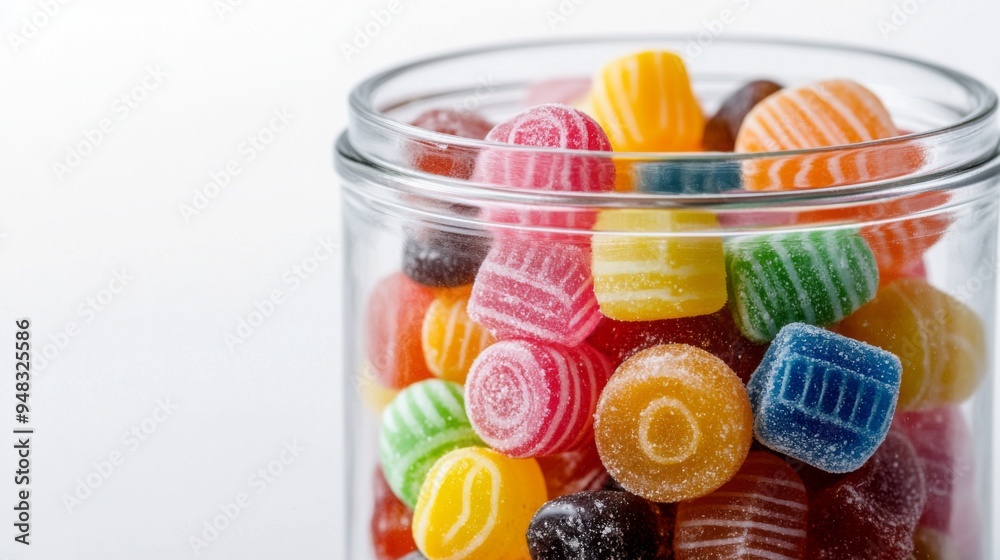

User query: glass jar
[336,37,1000,560]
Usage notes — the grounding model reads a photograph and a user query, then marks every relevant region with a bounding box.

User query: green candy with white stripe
[726,230,879,342]
[379,379,484,508]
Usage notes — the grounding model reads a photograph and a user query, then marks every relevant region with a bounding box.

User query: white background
[1,0,998,558]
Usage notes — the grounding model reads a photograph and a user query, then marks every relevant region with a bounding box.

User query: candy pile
[363,49,985,560]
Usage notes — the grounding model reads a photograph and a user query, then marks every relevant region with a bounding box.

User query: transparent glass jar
[336,37,1000,560]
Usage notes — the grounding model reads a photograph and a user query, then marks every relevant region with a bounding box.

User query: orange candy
[421,289,495,384]
[594,344,753,503]
[736,79,920,190]
[366,272,437,390]
[674,452,808,560]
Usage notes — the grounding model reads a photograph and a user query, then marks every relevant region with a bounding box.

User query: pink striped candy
[468,239,602,347]
[472,103,615,233]
[465,339,611,458]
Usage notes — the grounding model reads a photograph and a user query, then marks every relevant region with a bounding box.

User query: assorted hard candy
[359,49,985,558]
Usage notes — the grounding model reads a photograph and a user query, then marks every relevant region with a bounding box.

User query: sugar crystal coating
[421,289,495,384]
[409,108,493,179]
[747,323,902,473]
[594,344,753,502]
[412,447,546,560]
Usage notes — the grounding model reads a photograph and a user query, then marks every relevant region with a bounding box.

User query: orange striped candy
[736,79,920,190]
[674,451,808,560]
[589,50,705,152]
[421,289,495,384]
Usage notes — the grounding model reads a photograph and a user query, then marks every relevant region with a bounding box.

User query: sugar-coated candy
[594,344,753,502]
[526,491,670,560]
[633,159,743,194]
[589,50,704,152]
[725,230,879,342]
[806,430,927,560]
[366,272,437,389]
[468,239,601,347]
[402,226,491,288]
[372,467,418,560]
[586,309,769,383]
[409,108,493,179]
[674,451,808,560]
[736,79,918,190]
[911,526,977,560]
[748,323,902,473]
[703,79,783,152]
[591,210,728,321]
[536,441,611,499]
[358,362,399,413]
[525,77,592,107]
[466,340,611,457]
[421,290,494,384]
[412,447,546,560]
[380,380,483,508]
[835,278,985,410]
[893,407,975,533]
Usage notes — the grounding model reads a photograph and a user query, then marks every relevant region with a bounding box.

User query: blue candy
[634,159,742,194]
[747,323,902,473]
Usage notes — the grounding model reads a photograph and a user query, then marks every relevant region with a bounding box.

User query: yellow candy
[592,209,727,321]
[590,50,704,152]
[358,362,398,413]
[422,291,495,384]
[413,447,546,560]
[835,278,985,410]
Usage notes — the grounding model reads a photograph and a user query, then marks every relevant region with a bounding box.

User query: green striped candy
[726,230,879,342]
[379,379,484,508]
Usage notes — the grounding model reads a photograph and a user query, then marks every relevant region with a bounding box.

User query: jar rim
[342,35,1000,206]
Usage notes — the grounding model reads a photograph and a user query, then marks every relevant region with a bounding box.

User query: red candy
[465,339,611,457]
[536,440,611,499]
[365,272,436,389]
[372,467,418,560]
[468,239,602,347]
[524,77,592,107]
[807,430,927,560]
[586,308,768,383]
[409,108,493,179]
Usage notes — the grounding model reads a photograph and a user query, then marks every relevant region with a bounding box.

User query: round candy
[409,108,493,179]
[535,440,610,499]
[586,308,768,383]
[703,79,782,152]
[835,278,985,410]
[466,340,611,458]
[366,272,437,389]
[589,50,705,151]
[591,209,728,321]
[736,79,918,190]
[412,447,546,560]
[380,380,484,508]
[358,362,398,413]
[402,227,491,288]
[525,77,592,107]
[421,289,495,384]
[674,452,808,560]
[372,467,418,560]
[806,430,927,560]
[594,344,753,502]
[526,491,669,560]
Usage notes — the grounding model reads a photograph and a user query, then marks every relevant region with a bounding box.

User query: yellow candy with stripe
[592,209,727,321]
[589,50,705,152]
[422,291,495,385]
[413,447,546,560]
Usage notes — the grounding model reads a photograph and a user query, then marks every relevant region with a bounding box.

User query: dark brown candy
[402,226,490,288]
[703,80,782,152]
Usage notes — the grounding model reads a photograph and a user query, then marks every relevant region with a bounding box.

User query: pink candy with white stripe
[468,239,602,347]
[465,339,612,458]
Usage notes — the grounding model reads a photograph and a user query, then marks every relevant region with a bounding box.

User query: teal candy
[725,230,879,342]
[379,379,483,508]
